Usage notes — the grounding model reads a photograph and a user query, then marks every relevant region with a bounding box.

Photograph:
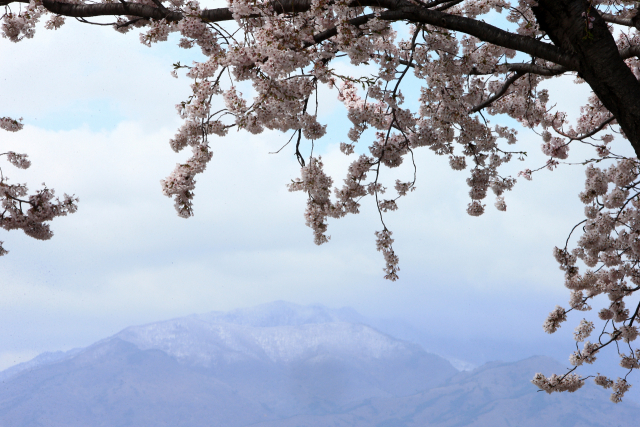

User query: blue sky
[0,9,631,384]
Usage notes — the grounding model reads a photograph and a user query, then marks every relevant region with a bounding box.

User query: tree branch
[433,0,464,11]
[309,13,375,46]
[471,62,567,76]
[602,13,640,31]
[553,116,615,141]
[8,0,632,71]
[388,57,568,78]
[378,1,578,69]
[13,0,577,70]
[149,0,171,18]
[419,0,455,8]
[40,0,183,21]
[470,72,524,113]
[311,0,578,68]
[620,45,640,60]
[533,0,640,156]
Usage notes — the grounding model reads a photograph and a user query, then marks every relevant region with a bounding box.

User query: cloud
[0,19,199,132]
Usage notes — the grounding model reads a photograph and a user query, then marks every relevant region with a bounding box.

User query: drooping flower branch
[1,117,78,255]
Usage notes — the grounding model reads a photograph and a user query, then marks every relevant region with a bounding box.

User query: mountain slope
[249,356,640,427]
[0,303,457,426]
[0,338,272,427]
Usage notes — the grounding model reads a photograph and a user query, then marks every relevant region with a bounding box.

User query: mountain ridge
[1,301,638,427]
[0,300,451,381]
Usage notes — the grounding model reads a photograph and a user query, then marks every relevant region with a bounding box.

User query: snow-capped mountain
[0,302,457,426]
[1,301,638,427]
[114,301,430,366]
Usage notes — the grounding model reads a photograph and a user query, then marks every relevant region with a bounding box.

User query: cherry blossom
[1,117,78,255]
[3,0,640,400]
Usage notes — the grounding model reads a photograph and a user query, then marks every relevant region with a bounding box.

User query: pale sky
[0,10,632,379]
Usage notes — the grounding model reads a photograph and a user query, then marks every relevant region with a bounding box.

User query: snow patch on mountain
[115,316,419,366]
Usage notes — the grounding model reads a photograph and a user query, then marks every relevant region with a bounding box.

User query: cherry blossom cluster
[1,0,44,42]
[374,229,399,281]
[0,116,23,132]
[1,117,78,255]
[287,157,339,245]
[532,372,585,393]
[538,156,640,401]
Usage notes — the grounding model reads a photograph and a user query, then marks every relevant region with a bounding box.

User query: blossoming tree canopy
[2,0,640,400]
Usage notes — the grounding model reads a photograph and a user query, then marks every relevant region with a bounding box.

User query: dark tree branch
[76,16,118,26]
[433,0,464,11]
[116,16,145,29]
[309,13,375,45]
[629,300,640,327]
[533,0,640,157]
[400,58,568,76]
[553,116,615,141]
[374,1,579,69]
[620,45,640,60]
[17,0,578,70]
[149,0,171,18]
[470,63,567,76]
[40,0,184,21]
[0,0,633,73]
[602,12,640,31]
[470,72,524,113]
[419,0,455,8]
[6,0,640,150]
[309,0,578,68]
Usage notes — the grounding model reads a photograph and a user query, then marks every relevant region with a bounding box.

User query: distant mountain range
[0,301,638,426]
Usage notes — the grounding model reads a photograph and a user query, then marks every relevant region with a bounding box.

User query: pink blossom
[543,306,567,334]
[611,378,631,403]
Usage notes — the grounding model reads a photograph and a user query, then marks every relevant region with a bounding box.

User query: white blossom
[543,306,567,334]
[573,319,594,342]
